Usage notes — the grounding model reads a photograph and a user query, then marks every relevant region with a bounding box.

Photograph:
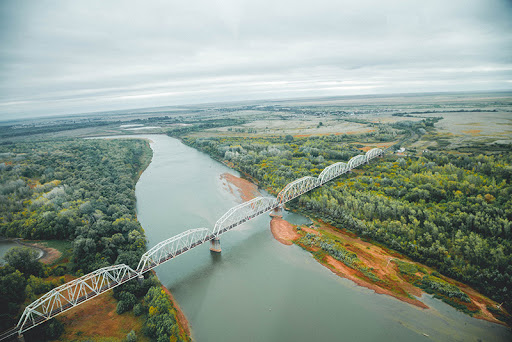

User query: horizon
[1,0,511,120]
[1,89,511,124]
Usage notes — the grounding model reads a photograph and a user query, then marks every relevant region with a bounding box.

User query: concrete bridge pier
[210,237,221,253]
[17,334,25,342]
[137,274,144,284]
[270,206,283,218]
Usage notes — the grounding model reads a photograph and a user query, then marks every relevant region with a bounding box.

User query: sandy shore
[270,217,300,245]
[270,216,508,324]
[220,172,260,201]
[220,174,508,325]
[30,243,61,264]
[269,216,426,308]
[7,239,62,265]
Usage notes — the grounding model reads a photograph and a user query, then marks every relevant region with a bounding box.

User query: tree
[117,291,137,314]
[0,268,26,330]
[124,330,137,342]
[4,247,43,276]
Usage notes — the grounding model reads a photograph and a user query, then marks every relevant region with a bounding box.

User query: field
[57,292,149,342]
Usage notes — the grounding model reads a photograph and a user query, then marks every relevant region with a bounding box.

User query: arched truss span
[137,228,209,272]
[347,154,367,169]
[365,148,383,161]
[17,264,138,335]
[212,196,278,236]
[3,147,388,340]
[277,176,319,204]
[318,162,349,184]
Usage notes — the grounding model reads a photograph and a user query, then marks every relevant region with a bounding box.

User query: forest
[183,132,512,313]
[0,139,189,341]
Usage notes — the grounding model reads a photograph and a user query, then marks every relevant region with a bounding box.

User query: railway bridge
[0,148,385,341]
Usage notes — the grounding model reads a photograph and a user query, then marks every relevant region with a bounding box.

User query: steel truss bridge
[0,148,384,341]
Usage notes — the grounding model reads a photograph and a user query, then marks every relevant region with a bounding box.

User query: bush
[116,291,137,314]
[124,330,137,342]
[116,300,132,314]
[133,303,145,316]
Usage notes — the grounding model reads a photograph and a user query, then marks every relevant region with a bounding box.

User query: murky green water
[132,134,510,342]
[0,241,18,265]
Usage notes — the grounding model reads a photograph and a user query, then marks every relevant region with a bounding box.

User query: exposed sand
[293,220,428,309]
[270,217,300,245]
[35,244,61,264]
[220,172,261,201]
[220,173,509,325]
[324,255,427,309]
[13,239,62,265]
[268,215,509,324]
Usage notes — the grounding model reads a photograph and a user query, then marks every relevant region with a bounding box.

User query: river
[132,134,510,342]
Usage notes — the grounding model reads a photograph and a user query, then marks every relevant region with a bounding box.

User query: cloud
[1,0,511,119]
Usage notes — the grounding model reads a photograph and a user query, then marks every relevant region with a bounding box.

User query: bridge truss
[1,148,384,340]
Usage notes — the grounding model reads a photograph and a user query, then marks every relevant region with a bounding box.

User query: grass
[24,239,73,266]
[393,259,427,276]
[57,291,149,342]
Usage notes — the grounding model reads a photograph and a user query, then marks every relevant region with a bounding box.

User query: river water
[132,134,510,342]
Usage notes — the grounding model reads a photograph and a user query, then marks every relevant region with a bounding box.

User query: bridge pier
[137,274,144,284]
[269,206,283,218]
[17,334,25,342]
[210,237,221,253]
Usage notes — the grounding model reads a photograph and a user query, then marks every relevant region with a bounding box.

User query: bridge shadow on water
[164,226,268,293]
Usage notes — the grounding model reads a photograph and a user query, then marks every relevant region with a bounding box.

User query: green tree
[4,247,43,276]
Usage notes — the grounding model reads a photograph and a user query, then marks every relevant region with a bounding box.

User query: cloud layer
[1,0,511,119]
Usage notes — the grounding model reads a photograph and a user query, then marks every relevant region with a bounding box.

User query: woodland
[183,127,512,314]
[0,139,189,342]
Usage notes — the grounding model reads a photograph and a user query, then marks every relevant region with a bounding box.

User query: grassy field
[57,292,149,342]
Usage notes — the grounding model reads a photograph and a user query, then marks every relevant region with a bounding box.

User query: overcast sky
[1,0,511,119]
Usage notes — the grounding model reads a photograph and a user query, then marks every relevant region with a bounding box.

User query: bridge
[0,148,384,341]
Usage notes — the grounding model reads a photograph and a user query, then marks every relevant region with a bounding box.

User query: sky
[1,0,511,120]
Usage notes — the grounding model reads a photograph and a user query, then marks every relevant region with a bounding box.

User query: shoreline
[219,172,509,327]
[270,214,509,326]
[191,147,508,327]
[160,283,192,338]
[269,216,299,245]
[220,172,260,201]
[134,135,192,340]
[1,238,61,264]
[219,174,430,311]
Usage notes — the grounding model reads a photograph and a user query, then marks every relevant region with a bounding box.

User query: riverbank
[161,285,191,337]
[220,172,260,201]
[134,136,192,340]
[271,214,509,326]
[73,135,190,341]
[269,216,299,245]
[221,173,430,310]
[0,238,61,265]
[220,171,509,326]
